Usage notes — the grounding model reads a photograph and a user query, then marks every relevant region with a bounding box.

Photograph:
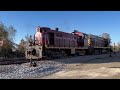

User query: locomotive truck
[25,26,112,60]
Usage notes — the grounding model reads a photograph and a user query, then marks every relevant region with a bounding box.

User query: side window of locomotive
[40,29,42,32]
[41,30,46,33]
[79,36,82,39]
[44,30,46,32]
[42,30,45,38]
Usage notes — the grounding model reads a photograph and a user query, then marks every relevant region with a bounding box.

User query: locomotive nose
[27,49,36,56]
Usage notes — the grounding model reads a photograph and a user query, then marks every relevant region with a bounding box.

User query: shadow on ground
[0,58,29,65]
[53,53,120,64]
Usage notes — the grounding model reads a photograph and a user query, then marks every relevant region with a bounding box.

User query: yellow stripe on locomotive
[88,38,91,46]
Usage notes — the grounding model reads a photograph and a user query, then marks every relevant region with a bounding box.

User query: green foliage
[7,25,16,42]
[0,22,16,58]
[101,33,111,42]
[100,33,111,46]
[25,34,29,41]
[0,23,8,40]
[18,39,26,54]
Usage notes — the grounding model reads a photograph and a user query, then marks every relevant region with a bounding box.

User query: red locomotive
[25,26,112,60]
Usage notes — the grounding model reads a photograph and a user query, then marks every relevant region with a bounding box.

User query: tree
[0,22,16,46]
[17,39,26,57]
[101,33,111,40]
[7,25,16,42]
[100,33,111,46]
[0,22,16,58]
[25,34,30,41]
[116,42,120,51]
[117,42,120,46]
[0,23,8,40]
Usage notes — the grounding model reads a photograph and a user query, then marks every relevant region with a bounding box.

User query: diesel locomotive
[25,26,112,60]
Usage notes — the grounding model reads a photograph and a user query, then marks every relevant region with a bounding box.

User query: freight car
[25,26,112,60]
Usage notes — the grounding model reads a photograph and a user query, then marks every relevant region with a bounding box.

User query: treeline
[0,22,27,58]
[112,42,120,52]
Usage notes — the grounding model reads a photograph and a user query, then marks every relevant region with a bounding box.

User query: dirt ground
[39,53,120,79]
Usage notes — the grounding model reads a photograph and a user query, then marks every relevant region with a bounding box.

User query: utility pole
[113,42,116,55]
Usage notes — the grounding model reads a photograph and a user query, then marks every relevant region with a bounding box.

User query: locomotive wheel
[79,51,83,56]
[45,51,53,60]
[94,50,99,55]
[61,51,66,58]
[82,50,86,55]
[78,50,85,56]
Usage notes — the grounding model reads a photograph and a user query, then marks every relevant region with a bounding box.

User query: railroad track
[0,58,29,65]
[0,52,114,65]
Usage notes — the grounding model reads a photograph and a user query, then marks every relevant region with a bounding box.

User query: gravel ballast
[0,61,64,79]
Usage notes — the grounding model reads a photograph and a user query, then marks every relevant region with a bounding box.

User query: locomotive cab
[73,30,84,47]
[25,26,112,60]
[48,32,54,46]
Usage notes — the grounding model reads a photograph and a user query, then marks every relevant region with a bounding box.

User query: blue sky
[0,11,120,45]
